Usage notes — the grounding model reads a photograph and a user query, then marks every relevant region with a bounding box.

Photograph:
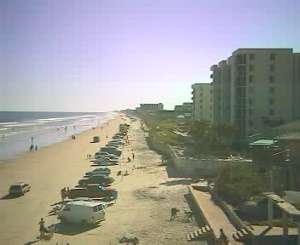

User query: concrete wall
[168,146,227,177]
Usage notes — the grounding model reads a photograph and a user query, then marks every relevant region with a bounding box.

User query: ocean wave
[5,122,42,128]
[0,122,18,126]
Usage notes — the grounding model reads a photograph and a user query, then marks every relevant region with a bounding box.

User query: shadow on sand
[54,222,101,236]
[24,239,40,245]
[184,193,205,227]
[1,194,22,200]
[160,178,194,186]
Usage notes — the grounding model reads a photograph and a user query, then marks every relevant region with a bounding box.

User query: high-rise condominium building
[211,48,300,136]
[191,83,213,122]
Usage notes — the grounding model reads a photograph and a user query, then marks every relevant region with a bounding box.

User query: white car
[58,200,105,226]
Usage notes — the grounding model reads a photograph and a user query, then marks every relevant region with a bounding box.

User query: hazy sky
[0,0,299,112]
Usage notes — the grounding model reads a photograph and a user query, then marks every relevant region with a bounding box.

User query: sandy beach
[0,115,200,245]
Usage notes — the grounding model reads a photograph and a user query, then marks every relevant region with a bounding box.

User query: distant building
[174,102,192,113]
[211,48,300,136]
[211,59,231,124]
[191,83,213,122]
[136,103,164,112]
[174,102,193,119]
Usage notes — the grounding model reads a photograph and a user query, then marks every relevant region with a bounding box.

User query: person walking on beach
[218,228,229,245]
[132,152,135,160]
[35,145,38,151]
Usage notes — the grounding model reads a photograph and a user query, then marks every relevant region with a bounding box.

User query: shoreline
[0,113,123,244]
[0,112,117,161]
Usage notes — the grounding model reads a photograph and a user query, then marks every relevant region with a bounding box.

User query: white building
[136,103,164,112]
[211,48,300,136]
[191,83,213,122]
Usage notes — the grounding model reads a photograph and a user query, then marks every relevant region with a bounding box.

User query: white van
[58,200,105,225]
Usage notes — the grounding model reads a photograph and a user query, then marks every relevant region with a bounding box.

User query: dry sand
[0,115,202,245]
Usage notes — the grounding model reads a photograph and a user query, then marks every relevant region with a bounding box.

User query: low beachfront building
[136,103,164,112]
[174,102,193,119]
[191,83,213,122]
[174,102,193,113]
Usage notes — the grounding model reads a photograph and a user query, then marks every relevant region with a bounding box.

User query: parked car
[94,154,119,161]
[58,200,106,225]
[92,136,100,143]
[95,152,119,160]
[68,184,118,200]
[106,142,121,148]
[93,157,118,164]
[85,168,111,177]
[78,175,115,187]
[9,182,31,196]
[92,159,118,166]
[84,170,110,177]
[100,147,122,156]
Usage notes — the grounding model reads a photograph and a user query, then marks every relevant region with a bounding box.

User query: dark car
[95,151,119,160]
[84,167,111,177]
[100,147,122,156]
[9,182,31,196]
[78,175,115,187]
[68,184,117,201]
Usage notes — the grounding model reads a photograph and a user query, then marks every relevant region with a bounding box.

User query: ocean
[0,111,116,160]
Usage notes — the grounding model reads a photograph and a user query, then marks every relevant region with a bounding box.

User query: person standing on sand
[39,218,47,239]
[61,187,66,201]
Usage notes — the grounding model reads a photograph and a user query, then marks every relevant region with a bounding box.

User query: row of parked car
[57,123,130,226]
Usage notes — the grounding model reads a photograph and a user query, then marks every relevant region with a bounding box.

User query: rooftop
[233,48,293,55]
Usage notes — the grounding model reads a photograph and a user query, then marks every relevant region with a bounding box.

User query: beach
[0,115,200,245]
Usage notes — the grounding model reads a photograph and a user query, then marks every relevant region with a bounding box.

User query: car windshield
[10,185,22,190]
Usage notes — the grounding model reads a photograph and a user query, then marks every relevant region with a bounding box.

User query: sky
[0,0,299,112]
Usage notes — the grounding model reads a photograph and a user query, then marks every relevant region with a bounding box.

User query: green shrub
[215,165,267,205]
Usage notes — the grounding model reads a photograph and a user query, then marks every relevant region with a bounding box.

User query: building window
[248,98,253,105]
[248,120,254,127]
[269,109,275,116]
[249,75,253,83]
[248,109,253,116]
[249,64,254,72]
[236,54,247,65]
[249,54,255,60]
[269,87,275,93]
[270,54,276,60]
[270,64,275,71]
[269,76,275,83]
[269,98,274,105]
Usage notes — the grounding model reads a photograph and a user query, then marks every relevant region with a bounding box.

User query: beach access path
[0,116,202,245]
[190,189,240,244]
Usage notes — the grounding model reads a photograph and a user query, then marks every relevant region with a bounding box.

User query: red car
[68,184,117,201]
